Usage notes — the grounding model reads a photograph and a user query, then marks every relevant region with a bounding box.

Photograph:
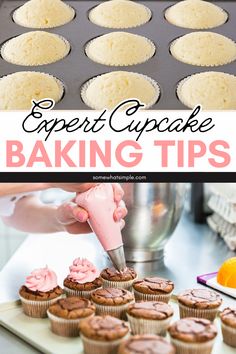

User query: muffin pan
[0,0,236,109]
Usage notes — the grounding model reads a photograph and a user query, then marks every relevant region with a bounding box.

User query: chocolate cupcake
[118,334,176,354]
[168,318,217,354]
[80,315,129,354]
[177,289,222,321]
[19,266,63,318]
[47,296,95,337]
[91,288,135,319]
[127,301,174,336]
[220,307,236,347]
[133,277,174,303]
[101,267,137,291]
[63,258,102,299]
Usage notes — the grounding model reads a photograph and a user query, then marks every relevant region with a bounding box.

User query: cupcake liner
[94,300,135,320]
[85,35,156,66]
[13,5,75,29]
[221,322,236,347]
[170,35,236,67]
[1,34,71,66]
[127,313,173,336]
[179,303,219,321]
[170,338,215,354]
[47,311,94,337]
[81,72,160,110]
[102,278,137,291]
[81,333,130,354]
[64,286,102,299]
[165,6,228,30]
[88,4,152,29]
[133,289,172,303]
[19,295,62,318]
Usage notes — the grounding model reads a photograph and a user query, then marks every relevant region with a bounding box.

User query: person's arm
[0,183,47,197]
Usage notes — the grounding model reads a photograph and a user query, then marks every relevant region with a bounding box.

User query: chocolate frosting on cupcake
[91,288,134,305]
[127,301,173,320]
[133,277,174,294]
[101,267,137,281]
[48,297,95,319]
[168,318,217,343]
[119,334,175,354]
[79,315,129,341]
[220,307,236,328]
[178,289,222,309]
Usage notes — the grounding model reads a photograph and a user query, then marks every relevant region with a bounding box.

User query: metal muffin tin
[0,0,235,110]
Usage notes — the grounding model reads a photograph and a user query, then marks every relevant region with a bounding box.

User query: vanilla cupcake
[170,32,236,66]
[81,71,160,110]
[19,266,63,318]
[0,71,64,110]
[86,32,155,66]
[63,258,102,299]
[13,0,75,28]
[165,0,228,29]
[1,31,70,66]
[177,72,236,110]
[89,0,151,29]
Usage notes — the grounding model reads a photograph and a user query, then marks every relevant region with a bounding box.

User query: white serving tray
[0,300,234,354]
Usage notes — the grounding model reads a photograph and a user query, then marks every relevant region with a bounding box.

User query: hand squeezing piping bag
[76,184,126,272]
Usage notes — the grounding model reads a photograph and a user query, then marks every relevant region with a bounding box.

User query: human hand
[46,183,98,194]
[56,183,127,234]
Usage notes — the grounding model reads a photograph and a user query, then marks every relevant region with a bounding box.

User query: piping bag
[76,184,127,272]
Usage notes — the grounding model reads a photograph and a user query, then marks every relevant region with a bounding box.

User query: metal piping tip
[107,245,126,273]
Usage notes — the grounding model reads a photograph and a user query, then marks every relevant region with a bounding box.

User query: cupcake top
[79,315,129,341]
[177,72,236,110]
[82,71,159,110]
[85,32,155,66]
[48,296,95,319]
[89,0,151,29]
[170,32,236,67]
[168,318,217,343]
[91,288,134,306]
[1,31,70,66]
[13,0,75,29]
[101,267,137,282]
[178,289,222,309]
[127,301,173,320]
[220,307,236,328]
[133,277,174,295]
[68,258,100,283]
[118,334,176,354]
[165,0,227,30]
[19,266,63,300]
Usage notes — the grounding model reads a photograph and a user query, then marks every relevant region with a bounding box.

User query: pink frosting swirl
[68,258,100,283]
[25,266,58,292]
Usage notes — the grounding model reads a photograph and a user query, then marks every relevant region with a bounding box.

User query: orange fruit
[217,257,236,288]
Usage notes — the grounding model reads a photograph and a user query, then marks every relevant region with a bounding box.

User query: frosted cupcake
[85,32,155,66]
[80,315,130,354]
[170,32,236,66]
[13,0,75,28]
[0,71,64,110]
[47,297,95,337]
[1,31,70,66]
[133,277,174,303]
[89,0,151,29]
[63,258,102,299]
[165,0,228,30]
[220,307,236,347]
[127,301,174,336]
[81,71,160,110]
[101,267,137,291]
[19,266,63,318]
[177,289,222,321]
[177,71,236,110]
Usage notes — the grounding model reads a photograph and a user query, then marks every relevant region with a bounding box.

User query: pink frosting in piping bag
[68,258,100,283]
[25,266,58,292]
[76,184,123,251]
